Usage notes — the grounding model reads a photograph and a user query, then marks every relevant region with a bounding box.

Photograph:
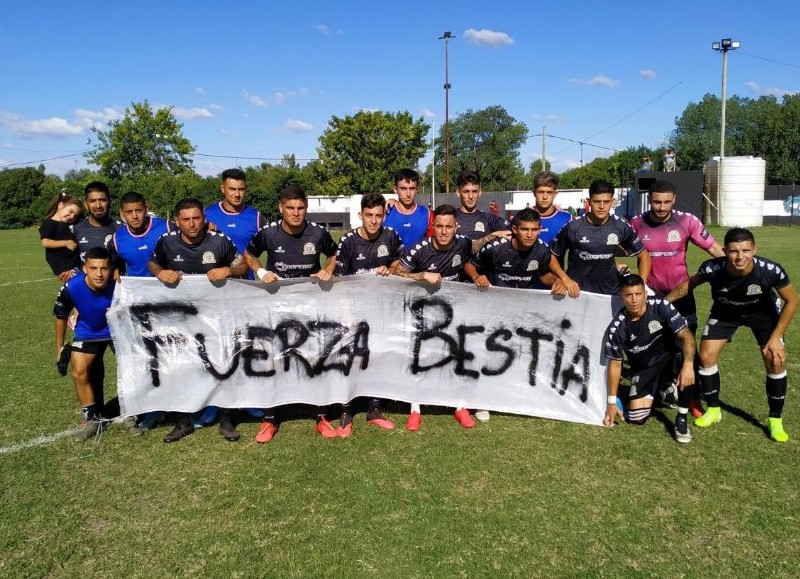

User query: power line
[739,51,800,70]
[193,153,319,162]
[0,152,86,169]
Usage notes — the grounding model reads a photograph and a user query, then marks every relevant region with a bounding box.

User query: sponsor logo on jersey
[452,254,462,267]
[274,246,285,253]
[474,222,486,233]
[606,233,619,245]
[403,222,411,228]
[746,284,762,296]
[579,236,589,243]
[201,251,216,264]
[629,334,637,341]
[174,255,184,262]
[377,245,389,257]
[502,261,512,268]
[648,320,663,333]
[79,236,88,243]
[138,244,148,250]
[428,264,437,270]
[641,234,650,241]
[303,243,316,255]
[228,223,237,228]
[527,260,539,271]
[667,230,681,242]
[356,253,366,261]
[578,251,613,260]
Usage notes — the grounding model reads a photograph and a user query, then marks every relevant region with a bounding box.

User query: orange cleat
[406,412,422,432]
[454,408,475,429]
[255,420,278,443]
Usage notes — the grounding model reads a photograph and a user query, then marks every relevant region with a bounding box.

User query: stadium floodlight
[711,38,741,223]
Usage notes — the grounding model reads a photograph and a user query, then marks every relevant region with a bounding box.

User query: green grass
[1,225,800,577]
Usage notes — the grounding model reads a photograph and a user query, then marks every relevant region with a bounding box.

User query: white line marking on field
[0,277,54,287]
[0,428,78,455]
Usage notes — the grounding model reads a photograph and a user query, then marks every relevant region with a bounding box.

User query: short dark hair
[512,208,541,227]
[222,168,246,182]
[533,171,559,190]
[620,273,645,289]
[120,191,146,206]
[280,184,307,204]
[84,246,113,265]
[649,179,676,196]
[174,197,204,215]
[433,204,457,218]
[456,169,480,188]
[394,168,419,186]
[361,192,386,210]
[84,181,110,199]
[724,227,755,246]
[589,179,615,197]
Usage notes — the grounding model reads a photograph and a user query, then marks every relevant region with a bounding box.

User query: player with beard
[149,198,248,443]
[332,192,405,436]
[667,228,798,442]
[243,185,337,443]
[395,204,484,431]
[74,181,119,264]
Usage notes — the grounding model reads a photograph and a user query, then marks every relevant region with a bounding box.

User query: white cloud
[315,24,342,36]
[195,86,206,94]
[72,107,122,129]
[0,112,85,138]
[463,28,514,47]
[552,158,582,172]
[282,119,315,132]
[421,108,436,118]
[532,114,563,123]
[243,90,268,107]
[172,106,215,120]
[568,74,620,88]
[639,69,657,79]
[209,103,223,111]
[745,80,796,97]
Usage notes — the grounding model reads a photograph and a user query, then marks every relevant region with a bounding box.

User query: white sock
[410,403,421,414]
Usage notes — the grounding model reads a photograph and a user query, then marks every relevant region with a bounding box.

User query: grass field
[1,225,799,578]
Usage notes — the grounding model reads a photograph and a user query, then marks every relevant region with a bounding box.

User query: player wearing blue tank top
[204,168,267,255]
[382,168,433,249]
[53,247,118,441]
[108,191,171,277]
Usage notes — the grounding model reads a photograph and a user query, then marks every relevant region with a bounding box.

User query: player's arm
[675,327,696,389]
[148,260,181,284]
[463,262,490,288]
[395,264,441,285]
[665,274,704,303]
[706,242,725,258]
[763,283,798,369]
[547,254,579,298]
[471,230,511,254]
[634,248,651,282]
[313,255,336,281]
[604,358,625,427]
[41,237,78,251]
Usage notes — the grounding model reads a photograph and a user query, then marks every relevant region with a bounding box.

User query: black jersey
[455,208,509,241]
[247,220,336,278]
[473,237,552,288]
[697,256,791,322]
[150,230,241,274]
[400,235,472,281]
[550,214,645,295]
[73,218,119,263]
[603,298,688,372]
[334,226,404,275]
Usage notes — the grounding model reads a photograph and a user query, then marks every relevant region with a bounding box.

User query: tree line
[2,94,798,229]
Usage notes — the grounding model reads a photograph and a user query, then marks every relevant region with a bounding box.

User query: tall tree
[0,167,47,228]
[85,100,196,181]
[315,111,430,195]
[434,105,527,191]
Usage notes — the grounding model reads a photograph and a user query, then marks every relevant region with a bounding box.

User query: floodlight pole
[712,38,740,224]
[431,119,436,208]
[439,31,454,193]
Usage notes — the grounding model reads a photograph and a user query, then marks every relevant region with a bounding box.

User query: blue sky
[2,0,799,180]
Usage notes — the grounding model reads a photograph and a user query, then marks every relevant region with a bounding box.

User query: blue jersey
[538,210,572,245]
[383,204,431,249]
[204,202,266,253]
[53,274,115,341]
[108,217,170,277]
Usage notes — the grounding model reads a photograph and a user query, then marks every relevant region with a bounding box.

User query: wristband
[607,395,618,405]
[256,268,268,280]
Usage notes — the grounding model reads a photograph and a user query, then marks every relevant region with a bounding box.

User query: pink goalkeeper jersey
[630,210,717,295]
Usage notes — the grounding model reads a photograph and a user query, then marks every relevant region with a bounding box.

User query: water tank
[704,156,766,227]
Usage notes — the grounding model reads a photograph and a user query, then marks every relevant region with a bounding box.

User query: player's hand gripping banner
[108,276,614,425]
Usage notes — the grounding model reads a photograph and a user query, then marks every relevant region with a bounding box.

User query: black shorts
[628,353,679,400]
[701,314,778,346]
[71,339,113,355]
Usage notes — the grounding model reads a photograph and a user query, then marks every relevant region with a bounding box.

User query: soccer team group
[40,167,797,445]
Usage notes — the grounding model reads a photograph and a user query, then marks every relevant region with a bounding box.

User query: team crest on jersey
[527,260,539,271]
[474,222,486,233]
[746,284,762,295]
[648,320,663,334]
[667,230,681,242]
[201,251,216,264]
[303,243,316,255]
[606,233,619,245]
[452,254,462,267]
[377,244,389,257]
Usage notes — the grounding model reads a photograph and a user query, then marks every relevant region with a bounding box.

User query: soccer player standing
[205,168,267,263]
[531,171,571,246]
[383,168,433,249]
[243,185,337,443]
[108,192,171,277]
[73,181,118,263]
[452,169,510,253]
[667,228,798,442]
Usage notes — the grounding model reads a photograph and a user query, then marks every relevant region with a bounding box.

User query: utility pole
[712,38,740,223]
[438,31,454,193]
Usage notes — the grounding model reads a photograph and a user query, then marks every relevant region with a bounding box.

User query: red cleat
[315,418,339,439]
[255,421,278,443]
[338,423,353,438]
[406,412,421,431]
[689,398,704,419]
[454,408,475,429]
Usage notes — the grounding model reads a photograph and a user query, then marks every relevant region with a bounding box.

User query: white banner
[108,276,615,425]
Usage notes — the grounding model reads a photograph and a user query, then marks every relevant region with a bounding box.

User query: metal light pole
[712,38,740,224]
[431,119,436,208]
[438,31,454,193]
